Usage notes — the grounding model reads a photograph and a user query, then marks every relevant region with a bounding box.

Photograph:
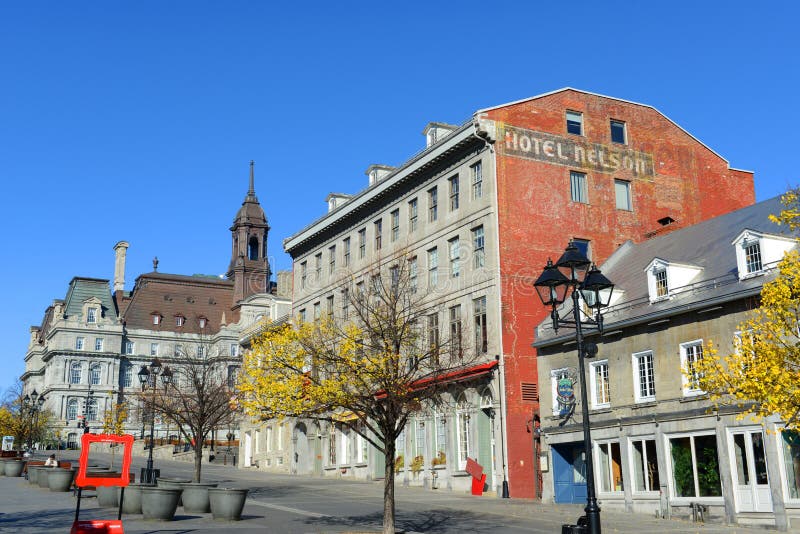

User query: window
[434,413,447,465]
[389,266,399,290]
[300,261,307,289]
[199,317,207,329]
[745,241,763,274]
[550,368,571,416]
[570,171,588,204]
[326,295,334,316]
[196,345,205,357]
[473,296,488,354]
[597,441,624,492]
[448,237,460,278]
[414,418,426,458]
[122,364,132,388]
[313,302,321,321]
[428,187,438,222]
[408,198,418,232]
[448,175,460,211]
[75,337,85,351]
[248,236,259,260]
[70,362,82,384]
[471,162,483,199]
[427,247,438,288]
[390,209,400,242]
[315,253,322,281]
[427,313,440,364]
[328,245,336,274]
[87,307,97,324]
[573,238,591,260]
[449,305,462,358]
[408,257,418,294]
[590,360,610,408]
[175,315,184,327]
[396,428,406,463]
[654,269,668,298]
[610,120,626,144]
[340,426,350,464]
[357,424,369,463]
[343,237,351,267]
[633,351,656,402]
[342,287,349,319]
[669,433,722,498]
[566,110,583,135]
[89,364,101,385]
[328,426,337,465]
[230,343,239,357]
[298,309,307,323]
[780,430,800,499]
[681,340,704,395]
[152,314,161,325]
[614,179,632,211]
[374,219,382,250]
[278,423,284,450]
[456,395,471,470]
[150,343,159,357]
[124,341,134,355]
[67,398,78,420]
[472,226,485,268]
[358,228,366,258]
[631,438,660,492]
[86,398,98,421]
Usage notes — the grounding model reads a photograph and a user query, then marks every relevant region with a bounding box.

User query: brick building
[283,88,755,498]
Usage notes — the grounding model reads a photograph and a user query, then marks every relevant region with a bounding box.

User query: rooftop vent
[422,122,458,148]
[325,193,353,212]
[365,164,395,186]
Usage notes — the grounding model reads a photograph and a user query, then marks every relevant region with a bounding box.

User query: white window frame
[70,362,82,384]
[472,226,485,269]
[471,161,483,199]
[87,307,97,324]
[66,398,79,420]
[629,436,660,494]
[590,359,611,409]
[278,423,284,451]
[266,426,273,452]
[776,425,800,503]
[456,399,471,471]
[89,364,101,385]
[595,440,625,494]
[75,337,85,351]
[664,431,724,503]
[680,339,705,396]
[566,110,583,135]
[448,237,460,278]
[570,171,588,204]
[95,338,104,352]
[427,247,438,288]
[610,119,627,144]
[150,343,159,357]
[614,179,632,211]
[124,341,134,355]
[632,350,656,403]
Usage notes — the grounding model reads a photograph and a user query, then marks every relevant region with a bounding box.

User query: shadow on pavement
[303,509,505,533]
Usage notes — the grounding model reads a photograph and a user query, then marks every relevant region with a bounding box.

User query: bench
[22,460,45,477]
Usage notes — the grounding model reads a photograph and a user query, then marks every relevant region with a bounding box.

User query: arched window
[456,393,471,470]
[86,398,98,422]
[70,362,82,384]
[262,233,268,258]
[89,364,101,386]
[248,236,259,260]
[66,398,78,420]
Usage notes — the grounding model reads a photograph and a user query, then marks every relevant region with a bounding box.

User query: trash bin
[561,524,587,534]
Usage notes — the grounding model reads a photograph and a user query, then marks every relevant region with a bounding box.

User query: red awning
[375,360,498,399]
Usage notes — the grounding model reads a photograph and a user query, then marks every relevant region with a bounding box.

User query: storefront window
[631,438,660,492]
[670,434,721,498]
[781,430,800,499]
[597,442,624,492]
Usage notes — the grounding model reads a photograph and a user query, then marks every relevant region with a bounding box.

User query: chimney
[365,164,395,186]
[422,122,458,148]
[113,241,130,292]
[325,193,353,212]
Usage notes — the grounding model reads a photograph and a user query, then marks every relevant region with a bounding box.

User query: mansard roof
[535,196,794,346]
[63,277,118,322]
[122,271,235,334]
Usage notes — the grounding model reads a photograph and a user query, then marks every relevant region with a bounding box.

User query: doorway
[552,442,587,504]
[729,428,773,513]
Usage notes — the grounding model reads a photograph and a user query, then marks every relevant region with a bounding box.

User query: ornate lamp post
[534,241,614,534]
[138,358,173,484]
[22,390,46,452]
[77,388,94,434]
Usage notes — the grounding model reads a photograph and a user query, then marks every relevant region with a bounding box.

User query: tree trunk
[383,439,396,534]
[193,443,203,482]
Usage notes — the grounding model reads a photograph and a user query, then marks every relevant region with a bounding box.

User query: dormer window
[732,229,796,280]
[198,317,207,329]
[645,258,702,303]
[152,313,161,325]
[654,268,668,298]
[175,315,185,327]
[87,307,97,324]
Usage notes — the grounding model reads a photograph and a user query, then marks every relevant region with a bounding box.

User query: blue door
[552,442,587,504]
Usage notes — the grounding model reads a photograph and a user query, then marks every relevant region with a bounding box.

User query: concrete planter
[28,466,42,484]
[119,482,147,514]
[0,459,8,476]
[4,460,25,478]
[37,467,54,488]
[181,482,218,513]
[141,487,181,521]
[156,478,190,505]
[97,477,121,508]
[208,488,249,521]
[48,468,77,492]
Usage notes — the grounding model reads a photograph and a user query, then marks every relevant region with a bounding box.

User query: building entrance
[552,442,587,504]
[729,428,773,513]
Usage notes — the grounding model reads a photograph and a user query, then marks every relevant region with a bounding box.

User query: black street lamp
[22,389,46,452]
[138,358,173,484]
[77,388,95,434]
[534,241,614,534]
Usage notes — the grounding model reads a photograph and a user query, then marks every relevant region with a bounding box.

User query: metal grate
[521,382,539,402]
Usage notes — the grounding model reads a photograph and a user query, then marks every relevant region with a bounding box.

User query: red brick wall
[483,89,755,498]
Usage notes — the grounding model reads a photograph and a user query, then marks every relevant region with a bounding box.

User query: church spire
[248,160,255,197]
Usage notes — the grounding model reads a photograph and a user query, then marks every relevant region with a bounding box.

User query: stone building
[280,88,756,497]
[22,163,290,449]
[535,196,800,529]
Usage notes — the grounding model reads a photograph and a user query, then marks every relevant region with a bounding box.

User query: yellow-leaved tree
[238,258,482,534]
[695,189,800,427]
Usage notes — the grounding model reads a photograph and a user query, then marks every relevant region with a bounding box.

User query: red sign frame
[75,433,134,488]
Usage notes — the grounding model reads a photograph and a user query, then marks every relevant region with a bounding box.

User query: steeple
[228,161,271,307]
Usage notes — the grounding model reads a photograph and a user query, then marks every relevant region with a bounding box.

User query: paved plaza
[0,452,780,533]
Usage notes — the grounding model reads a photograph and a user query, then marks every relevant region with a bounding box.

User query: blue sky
[1,1,798,394]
